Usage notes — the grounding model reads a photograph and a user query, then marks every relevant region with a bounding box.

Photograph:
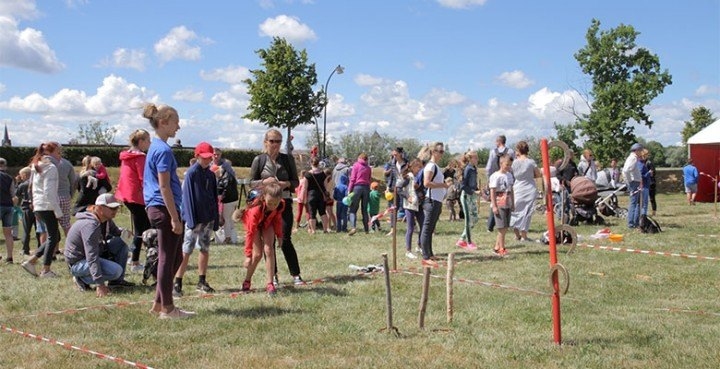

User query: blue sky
[0,0,718,151]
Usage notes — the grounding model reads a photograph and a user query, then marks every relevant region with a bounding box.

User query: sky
[0,0,718,152]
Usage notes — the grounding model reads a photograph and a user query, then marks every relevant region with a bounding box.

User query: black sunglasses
[267,139,282,144]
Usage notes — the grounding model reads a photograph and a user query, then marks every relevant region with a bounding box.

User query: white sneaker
[405,252,417,259]
[21,260,38,277]
[39,270,58,278]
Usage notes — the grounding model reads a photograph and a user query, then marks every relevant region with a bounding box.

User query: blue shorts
[685,184,697,194]
[0,206,12,227]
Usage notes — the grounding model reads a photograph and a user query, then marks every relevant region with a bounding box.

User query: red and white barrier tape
[0,324,154,369]
[579,243,720,261]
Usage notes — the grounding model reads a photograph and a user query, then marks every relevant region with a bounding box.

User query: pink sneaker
[466,242,477,251]
[455,240,468,249]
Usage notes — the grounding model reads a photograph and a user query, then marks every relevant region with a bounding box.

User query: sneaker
[466,242,477,251]
[241,280,251,292]
[39,270,58,278]
[455,240,468,248]
[196,281,216,293]
[21,261,38,277]
[405,251,417,259]
[130,264,144,273]
[172,283,183,298]
[266,282,277,296]
[273,275,280,288]
[421,259,439,269]
[159,308,196,320]
[348,228,357,236]
[292,275,306,286]
[73,276,91,292]
[108,279,136,287]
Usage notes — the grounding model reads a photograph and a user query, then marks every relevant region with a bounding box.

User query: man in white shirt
[622,143,644,229]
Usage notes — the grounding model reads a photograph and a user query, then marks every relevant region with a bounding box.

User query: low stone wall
[655,169,684,194]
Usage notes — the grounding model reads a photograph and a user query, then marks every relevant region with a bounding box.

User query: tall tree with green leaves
[573,19,672,164]
[681,106,715,144]
[243,37,323,140]
[75,120,117,145]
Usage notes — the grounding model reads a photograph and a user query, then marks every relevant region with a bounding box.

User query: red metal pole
[540,139,562,345]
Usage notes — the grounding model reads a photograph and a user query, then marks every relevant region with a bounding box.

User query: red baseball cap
[194,142,214,159]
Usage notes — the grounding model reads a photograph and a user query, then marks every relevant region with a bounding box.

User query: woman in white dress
[510,141,541,241]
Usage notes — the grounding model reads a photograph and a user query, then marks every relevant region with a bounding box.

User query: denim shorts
[0,206,12,227]
[182,223,213,254]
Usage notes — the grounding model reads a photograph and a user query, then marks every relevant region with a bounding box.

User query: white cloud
[0,15,64,73]
[173,88,204,102]
[497,70,534,89]
[355,74,383,87]
[0,0,39,20]
[258,15,317,43]
[425,88,467,106]
[154,26,207,63]
[0,74,156,116]
[695,84,720,96]
[200,65,252,84]
[99,48,147,71]
[209,84,249,111]
[436,0,488,9]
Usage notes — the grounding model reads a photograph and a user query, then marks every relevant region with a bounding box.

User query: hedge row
[0,145,261,169]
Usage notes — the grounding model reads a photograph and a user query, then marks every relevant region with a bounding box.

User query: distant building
[1,125,10,147]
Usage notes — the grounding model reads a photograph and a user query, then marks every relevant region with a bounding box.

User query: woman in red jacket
[116,129,151,272]
[234,182,284,295]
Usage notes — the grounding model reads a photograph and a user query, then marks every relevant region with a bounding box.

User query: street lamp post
[322,64,344,159]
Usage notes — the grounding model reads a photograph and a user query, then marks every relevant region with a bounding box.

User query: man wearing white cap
[622,143,644,229]
[64,193,135,296]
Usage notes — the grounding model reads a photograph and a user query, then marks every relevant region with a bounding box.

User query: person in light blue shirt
[682,159,699,205]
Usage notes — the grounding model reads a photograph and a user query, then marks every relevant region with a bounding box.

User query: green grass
[1,192,718,369]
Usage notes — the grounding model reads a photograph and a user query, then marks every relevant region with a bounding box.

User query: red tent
[687,119,720,202]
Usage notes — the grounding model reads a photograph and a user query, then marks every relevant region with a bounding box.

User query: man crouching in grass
[64,193,135,297]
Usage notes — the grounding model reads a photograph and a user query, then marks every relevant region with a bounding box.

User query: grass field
[0,190,718,369]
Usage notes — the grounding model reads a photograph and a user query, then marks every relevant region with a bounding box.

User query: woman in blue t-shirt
[142,103,194,320]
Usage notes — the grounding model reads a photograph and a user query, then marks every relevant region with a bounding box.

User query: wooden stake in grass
[382,253,394,333]
[446,253,455,324]
[418,266,431,329]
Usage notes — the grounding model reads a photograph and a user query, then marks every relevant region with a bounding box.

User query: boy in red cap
[173,142,219,296]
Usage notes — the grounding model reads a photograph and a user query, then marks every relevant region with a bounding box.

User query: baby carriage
[595,184,628,219]
[567,176,604,226]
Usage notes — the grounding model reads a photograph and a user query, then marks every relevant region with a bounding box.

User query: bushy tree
[75,120,117,145]
[574,19,672,164]
[681,106,715,144]
[664,146,688,168]
[243,37,323,140]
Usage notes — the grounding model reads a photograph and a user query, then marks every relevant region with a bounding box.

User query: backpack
[141,229,159,285]
[639,215,662,234]
[446,182,460,201]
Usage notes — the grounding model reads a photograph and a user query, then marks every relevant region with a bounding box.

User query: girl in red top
[116,129,151,271]
[234,182,284,295]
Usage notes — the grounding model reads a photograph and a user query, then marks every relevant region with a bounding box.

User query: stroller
[567,176,604,226]
[595,184,628,219]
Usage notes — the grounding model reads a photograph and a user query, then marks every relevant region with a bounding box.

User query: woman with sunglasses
[249,129,305,286]
[419,142,449,268]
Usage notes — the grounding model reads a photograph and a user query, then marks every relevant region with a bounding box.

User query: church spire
[1,124,10,147]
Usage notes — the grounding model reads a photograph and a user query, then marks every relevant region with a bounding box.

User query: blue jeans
[70,237,128,285]
[641,187,649,216]
[419,199,443,260]
[627,181,641,228]
[405,208,424,252]
[335,203,348,232]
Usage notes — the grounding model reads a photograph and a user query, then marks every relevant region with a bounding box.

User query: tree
[681,106,715,144]
[243,37,323,141]
[664,145,687,168]
[573,19,672,164]
[550,122,580,162]
[75,120,117,145]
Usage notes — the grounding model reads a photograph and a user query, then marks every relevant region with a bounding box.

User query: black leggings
[275,198,301,277]
[125,202,151,262]
[33,211,60,266]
